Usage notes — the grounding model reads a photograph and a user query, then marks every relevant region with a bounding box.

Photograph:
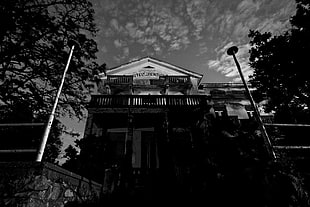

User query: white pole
[227,46,277,160]
[36,45,75,162]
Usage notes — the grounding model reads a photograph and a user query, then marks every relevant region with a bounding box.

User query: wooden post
[121,112,134,191]
[126,112,134,156]
[84,113,94,138]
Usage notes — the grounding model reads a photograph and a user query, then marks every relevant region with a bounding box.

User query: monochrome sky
[91,0,296,83]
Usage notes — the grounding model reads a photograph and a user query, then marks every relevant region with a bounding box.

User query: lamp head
[227,46,238,56]
[67,39,81,49]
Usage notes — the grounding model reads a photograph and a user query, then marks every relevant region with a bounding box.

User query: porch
[88,94,210,108]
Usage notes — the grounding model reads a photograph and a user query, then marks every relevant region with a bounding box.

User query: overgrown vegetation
[249,0,310,124]
[62,109,310,206]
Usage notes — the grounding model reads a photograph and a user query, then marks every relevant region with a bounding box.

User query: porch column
[159,111,176,196]
[121,112,134,191]
[84,112,94,138]
[126,112,134,156]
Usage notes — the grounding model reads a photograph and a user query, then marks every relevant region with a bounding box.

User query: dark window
[107,132,126,163]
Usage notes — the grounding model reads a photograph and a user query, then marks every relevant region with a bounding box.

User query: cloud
[256,18,290,34]
[206,0,294,42]
[151,9,191,51]
[233,21,253,39]
[213,11,235,37]
[110,19,121,32]
[123,47,129,57]
[137,36,157,46]
[237,0,261,18]
[205,0,295,82]
[100,45,108,53]
[114,39,126,48]
[208,60,220,68]
[197,42,209,56]
[93,0,215,59]
[208,42,253,82]
[215,41,234,55]
[185,0,209,40]
[252,0,296,33]
[125,22,144,39]
[92,0,296,76]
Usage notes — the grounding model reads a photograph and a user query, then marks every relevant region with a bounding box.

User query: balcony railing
[106,75,190,86]
[200,82,247,88]
[161,76,190,85]
[107,75,133,85]
[89,95,210,108]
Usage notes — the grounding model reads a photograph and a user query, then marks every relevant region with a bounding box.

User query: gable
[106,57,203,80]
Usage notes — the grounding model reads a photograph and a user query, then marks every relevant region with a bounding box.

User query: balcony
[89,95,210,108]
[107,75,133,85]
[106,75,191,86]
[161,76,190,85]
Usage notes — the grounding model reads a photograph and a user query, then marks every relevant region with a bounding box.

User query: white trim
[107,128,127,132]
[105,57,203,79]
[106,127,154,132]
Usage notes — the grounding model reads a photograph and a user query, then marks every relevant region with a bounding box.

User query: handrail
[89,95,209,108]
[163,76,190,84]
[0,123,45,127]
[264,123,310,128]
[200,82,246,88]
[0,149,37,153]
[274,146,310,150]
[107,75,133,84]
[106,75,191,85]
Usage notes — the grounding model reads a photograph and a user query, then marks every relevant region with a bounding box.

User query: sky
[90,0,296,83]
[59,0,297,161]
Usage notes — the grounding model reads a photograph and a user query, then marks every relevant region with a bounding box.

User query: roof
[105,56,203,82]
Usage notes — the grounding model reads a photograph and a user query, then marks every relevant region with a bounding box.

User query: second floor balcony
[106,75,191,86]
[88,95,210,108]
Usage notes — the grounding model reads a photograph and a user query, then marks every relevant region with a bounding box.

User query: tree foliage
[0,0,100,162]
[62,134,109,182]
[0,0,99,120]
[0,108,63,164]
[248,0,310,123]
[42,118,64,163]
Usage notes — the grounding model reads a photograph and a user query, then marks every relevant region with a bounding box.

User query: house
[82,56,271,198]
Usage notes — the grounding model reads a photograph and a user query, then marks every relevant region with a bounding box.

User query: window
[107,131,126,163]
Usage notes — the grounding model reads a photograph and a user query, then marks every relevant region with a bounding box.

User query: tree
[0,0,99,119]
[248,0,310,123]
[0,107,63,163]
[62,134,110,182]
[0,0,100,161]
[42,118,64,163]
[61,144,79,169]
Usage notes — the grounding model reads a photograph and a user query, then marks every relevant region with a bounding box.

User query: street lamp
[36,40,79,162]
[227,46,276,160]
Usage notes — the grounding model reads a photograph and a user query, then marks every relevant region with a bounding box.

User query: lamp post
[227,46,276,160]
[36,41,78,162]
